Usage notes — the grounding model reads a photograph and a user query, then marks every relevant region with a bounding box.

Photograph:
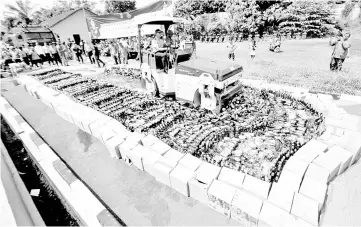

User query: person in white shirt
[226,40,237,61]
[43,43,54,65]
[50,43,62,66]
[151,29,168,71]
[34,42,46,64]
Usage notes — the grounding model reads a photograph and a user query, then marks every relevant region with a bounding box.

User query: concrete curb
[11,71,361,227]
[0,100,122,227]
[0,140,46,226]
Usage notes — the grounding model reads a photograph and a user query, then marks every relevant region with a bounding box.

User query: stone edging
[0,96,122,227]
[8,73,361,227]
[0,140,46,226]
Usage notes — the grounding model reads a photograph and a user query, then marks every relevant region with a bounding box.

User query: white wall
[50,10,91,43]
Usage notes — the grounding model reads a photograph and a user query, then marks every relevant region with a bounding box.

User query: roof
[179,58,242,74]
[42,8,96,27]
[134,16,187,25]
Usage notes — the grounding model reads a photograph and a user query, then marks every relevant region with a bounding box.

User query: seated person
[151,29,168,70]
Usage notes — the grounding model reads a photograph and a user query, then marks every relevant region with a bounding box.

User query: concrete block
[89,117,113,140]
[188,178,212,204]
[100,128,115,144]
[312,153,341,183]
[304,163,330,185]
[142,150,162,177]
[208,180,237,218]
[127,144,151,170]
[327,146,353,175]
[218,167,245,190]
[126,132,145,145]
[141,134,160,148]
[259,201,297,227]
[195,162,221,185]
[267,182,295,213]
[150,140,171,155]
[291,193,319,226]
[117,140,138,161]
[231,189,263,226]
[278,169,303,192]
[179,153,202,171]
[104,136,125,159]
[163,149,184,163]
[283,156,309,178]
[242,174,271,200]
[299,176,327,210]
[103,119,126,135]
[153,157,178,186]
[169,164,195,197]
[295,139,328,163]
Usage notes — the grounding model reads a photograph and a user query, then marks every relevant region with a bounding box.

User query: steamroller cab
[136,16,243,113]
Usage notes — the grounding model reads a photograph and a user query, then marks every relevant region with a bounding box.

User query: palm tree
[4,0,37,24]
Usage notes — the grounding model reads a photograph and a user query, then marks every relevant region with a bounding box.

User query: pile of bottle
[30,69,325,183]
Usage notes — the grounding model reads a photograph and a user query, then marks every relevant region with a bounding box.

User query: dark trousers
[45,53,54,65]
[95,55,105,67]
[87,51,95,64]
[76,53,84,63]
[53,53,62,65]
[113,55,118,65]
[31,59,40,67]
[228,52,235,61]
[330,57,345,71]
[39,54,46,64]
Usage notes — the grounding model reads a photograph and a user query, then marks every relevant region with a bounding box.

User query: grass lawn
[195,36,361,95]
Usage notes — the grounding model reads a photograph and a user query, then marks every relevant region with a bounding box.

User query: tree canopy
[104,0,136,14]
[174,0,337,37]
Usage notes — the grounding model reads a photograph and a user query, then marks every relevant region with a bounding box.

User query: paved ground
[0,79,239,226]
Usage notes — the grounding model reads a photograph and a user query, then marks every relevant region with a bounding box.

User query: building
[42,9,96,44]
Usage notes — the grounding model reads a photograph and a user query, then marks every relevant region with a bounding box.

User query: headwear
[155,29,162,34]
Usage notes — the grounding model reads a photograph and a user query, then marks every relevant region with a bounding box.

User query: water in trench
[1,116,79,226]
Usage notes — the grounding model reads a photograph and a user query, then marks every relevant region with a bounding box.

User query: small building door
[73,34,81,45]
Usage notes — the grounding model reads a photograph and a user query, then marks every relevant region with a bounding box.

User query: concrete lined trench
[0,116,79,226]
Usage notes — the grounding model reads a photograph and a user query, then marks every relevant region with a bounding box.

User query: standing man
[84,41,95,64]
[72,43,84,63]
[34,42,46,65]
[93,41,105,67]
[43,43,54,65]
[329,31,351,71]
[58,42,69,66]
[110,41,119,65]
[226,39,237,61]
[51,43,62,66]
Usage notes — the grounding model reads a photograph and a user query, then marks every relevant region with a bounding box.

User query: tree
[173,0,227,20]
[278,1,335,37]
[104,0,136,14]
[4,0,38,25]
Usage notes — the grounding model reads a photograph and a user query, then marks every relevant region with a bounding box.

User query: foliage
[173,0,226,20]
[104,0,136,14]
[278,1,336,37]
